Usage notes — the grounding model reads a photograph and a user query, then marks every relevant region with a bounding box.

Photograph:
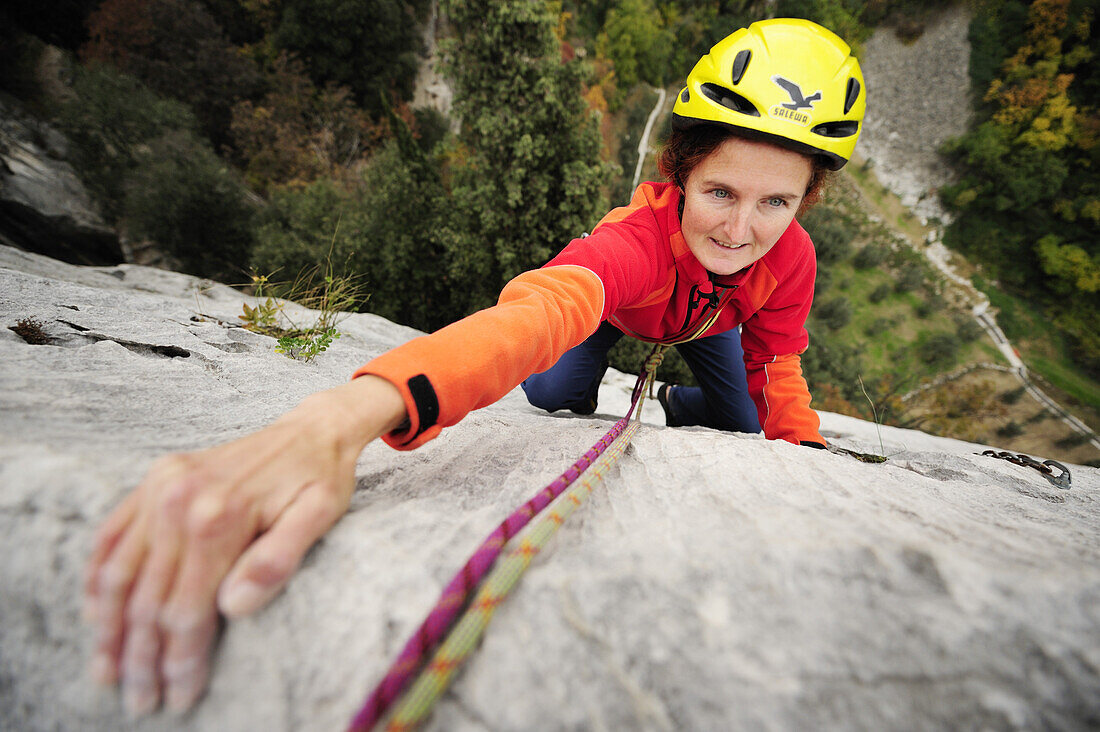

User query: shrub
[1025,409,1048,424]
[251,136,455,333]
[1055,432,1091,449]
[124,131,254,281]
[814,297,852,331]
[250,178,365,292]
[801,330,866,410]
[996,420,1023,438]
[82,0,262,146]
[917,331,961,367]
[955,317,984,343]
[802,206,857,264]
[853,243,888,270]
[270,0,429,113]
[864,316,892,337]
[999,386,1026,404]
[814,267,832,297]
[229,54,382,195]
[893,264,925,293]
[596,0,675,87]
[58,64,199,220]
[868,283,892,303]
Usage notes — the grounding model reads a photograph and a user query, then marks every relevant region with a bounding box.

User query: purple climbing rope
[348,371,650,731]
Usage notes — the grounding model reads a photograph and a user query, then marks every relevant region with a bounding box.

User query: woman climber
[83,18,866,716]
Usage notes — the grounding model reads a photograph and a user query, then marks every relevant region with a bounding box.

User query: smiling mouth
[711,238,749,251]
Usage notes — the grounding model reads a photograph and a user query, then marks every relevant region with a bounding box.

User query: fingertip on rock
[217,580,277,618]
[165,680,204,714]
[123,684,158,719]
[90,654,117,685]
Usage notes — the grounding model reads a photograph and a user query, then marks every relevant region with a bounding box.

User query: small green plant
[239,274,285,335]
[275,327,341,361]
[237,238,367,363]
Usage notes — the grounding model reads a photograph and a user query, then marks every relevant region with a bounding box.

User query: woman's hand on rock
[83,376,406,716]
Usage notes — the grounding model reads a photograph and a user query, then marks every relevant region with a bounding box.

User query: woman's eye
[767,197,788,208]
[712,189,729,199]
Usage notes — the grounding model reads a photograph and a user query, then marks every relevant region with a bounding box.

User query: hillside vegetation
[0,0,1096,464]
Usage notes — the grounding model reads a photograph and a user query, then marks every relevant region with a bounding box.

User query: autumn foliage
[942,0,1099,374]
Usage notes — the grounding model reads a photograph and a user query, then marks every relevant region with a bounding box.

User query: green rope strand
[374,343,673,730]
[382,422,641,731]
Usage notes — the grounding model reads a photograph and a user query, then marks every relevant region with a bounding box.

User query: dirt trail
[856,9,1099,456]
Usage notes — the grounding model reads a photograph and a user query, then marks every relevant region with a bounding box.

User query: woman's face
[680,136,813,276]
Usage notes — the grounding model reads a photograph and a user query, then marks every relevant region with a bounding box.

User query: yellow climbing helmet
[673,18,866,170]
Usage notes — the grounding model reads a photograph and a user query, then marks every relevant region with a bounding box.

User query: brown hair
[657,125,832,216]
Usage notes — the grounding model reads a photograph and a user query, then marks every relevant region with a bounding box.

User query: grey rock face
[1,245,1098,731]
[858,5,974,225]
[0,97,123,265]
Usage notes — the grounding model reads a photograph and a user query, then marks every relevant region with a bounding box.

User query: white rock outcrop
[1,245,1098,731]
[858,5,974,225]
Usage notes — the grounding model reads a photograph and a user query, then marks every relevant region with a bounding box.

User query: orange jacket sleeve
[744,352,824,446]
[352,265,604,450]
[740,229,825,447]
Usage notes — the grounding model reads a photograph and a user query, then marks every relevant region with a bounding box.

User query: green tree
[774,0,870,48]
[229,53,382,195]
[352,139,457,331]
[124,130,255,280]
[58,64,200,220]
[597,0,675,88]
[250,177,361,287]
[441,0,614,314]
[82,0,262,146]
[942,0,1099,373]
[270,0,429,114]
[251,106,455,333]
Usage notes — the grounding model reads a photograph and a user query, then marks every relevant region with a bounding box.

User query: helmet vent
[700,83,760,117]
[844,78,861,114]
[731,50,751,85]
[681,88,690,103]
[811,120,859,138]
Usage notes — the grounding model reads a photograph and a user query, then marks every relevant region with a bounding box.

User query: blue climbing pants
[522,322,762,434]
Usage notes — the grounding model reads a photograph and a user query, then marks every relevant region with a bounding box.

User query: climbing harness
[978,450,1072,489]
[348,343,670,731]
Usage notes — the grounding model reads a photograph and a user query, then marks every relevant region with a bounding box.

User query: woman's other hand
[83,375,405,716]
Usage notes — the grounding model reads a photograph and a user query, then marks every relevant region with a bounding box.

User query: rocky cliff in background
[1,244,1098,731]
[858,5,974,225]
[0,96,123,266]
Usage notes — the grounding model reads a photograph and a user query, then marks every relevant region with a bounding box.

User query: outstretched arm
[83,375,405,716]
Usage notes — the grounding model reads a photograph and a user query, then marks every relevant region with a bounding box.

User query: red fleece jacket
[355,181,824,449]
